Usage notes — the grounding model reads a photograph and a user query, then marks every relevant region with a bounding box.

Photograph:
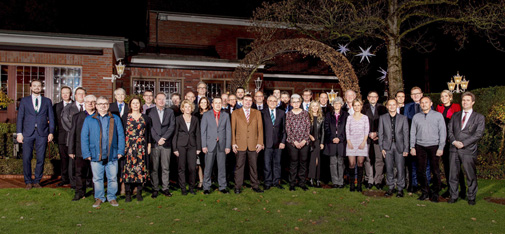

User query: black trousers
[59,144,73,185]
[74,157,91,197]
[415,144,441,195]
[177,146,197,190]
[308,140,321,180]
[287,144,309,187]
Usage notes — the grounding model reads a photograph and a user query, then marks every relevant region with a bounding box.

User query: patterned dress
[345,114,370,156]
[123,114,147,183]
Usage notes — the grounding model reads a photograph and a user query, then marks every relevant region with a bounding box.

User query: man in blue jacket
[81,96,125,208]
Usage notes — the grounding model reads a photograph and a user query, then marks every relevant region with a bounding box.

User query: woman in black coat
[173,99,202,195]
[308,101,325,187]
[323,97,349,189]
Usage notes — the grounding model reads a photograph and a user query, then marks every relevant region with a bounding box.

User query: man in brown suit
[232,94,264,194]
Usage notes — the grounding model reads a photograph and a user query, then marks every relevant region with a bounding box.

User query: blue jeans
[91,160,118,202]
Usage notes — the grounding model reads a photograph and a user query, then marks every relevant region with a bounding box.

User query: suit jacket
[147,107,175,148]
[378,113,409,153]
[362,103,387,144]
[61,102,83,146]
[53,101,72,144]
[321,105,334,115]
[17,95,55,137]
[172,115,202,151]
[323,109,348,156]
[448,111,485,155]
[201,109,231,152]
[170,105,182,117]
[68,111,90,158]
[231,108,264,151]
[109,102,129,129]
[252,103,265,111]
[404,102,419,120]
[261,108,286,149]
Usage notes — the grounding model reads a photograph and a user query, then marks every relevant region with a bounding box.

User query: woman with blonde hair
[308,101,325,187]
[345,99,369,192]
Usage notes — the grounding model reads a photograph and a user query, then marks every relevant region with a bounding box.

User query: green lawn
[1,180,504,234]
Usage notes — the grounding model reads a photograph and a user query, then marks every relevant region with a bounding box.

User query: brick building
[125,11,341,105]
[0,30,126,123]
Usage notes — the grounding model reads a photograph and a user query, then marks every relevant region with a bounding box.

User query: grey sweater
[410,109,446,150]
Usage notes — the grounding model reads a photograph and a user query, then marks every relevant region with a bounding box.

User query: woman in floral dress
[123,97,151,202]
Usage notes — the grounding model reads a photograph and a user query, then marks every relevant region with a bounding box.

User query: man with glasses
[301,89,312,111]
[196,81,212,105]
[142,90,155,114]
[262,95,286,190]
[81,96,125,207]
[68,94,96,201]
[252,91,265,111]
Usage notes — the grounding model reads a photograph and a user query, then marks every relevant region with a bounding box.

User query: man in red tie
[232,94,264,194]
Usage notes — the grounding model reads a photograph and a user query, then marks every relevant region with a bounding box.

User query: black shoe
[356,186,363,192]
[385,189,394,197]
[338,185,345,189]
[181,190,188,196]
[57,181,68,187]
[72,194,83,201]
[234,189,241,194]
[162,190,172,197]
[396,190,404,198]
[219,189,230,194]
[137,191,143,201]
[418,193,429,201]
[407,187,414,193]
[430,195,439,203]
[448,198,458,204]
[300,185,309,191]
[412,186,419,193]
[275,184,285,190]
[366,183,373,189]
[264,185,271,190]
[252,188,264,193]
[189,189,196,195]
[331,184,339,189]
[289,186,295,191]
[441,191,451,199]
[151,191,158,198]
[468,199,476,205]
[204,190,210,195]
[375,184,383,190]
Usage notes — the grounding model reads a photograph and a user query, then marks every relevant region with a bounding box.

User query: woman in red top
[436,90,466,199]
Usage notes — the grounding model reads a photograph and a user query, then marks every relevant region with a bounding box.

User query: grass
[0,180,504,234]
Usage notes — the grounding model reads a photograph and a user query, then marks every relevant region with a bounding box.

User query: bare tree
[251,0,505,96]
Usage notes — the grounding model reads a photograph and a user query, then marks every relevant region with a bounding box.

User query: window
[160,80,180,106]
[133,80,156,95]
[132,78,181,106]
[53,67,82,103]
[16,66,45,108]
[0,65,8,110]
[205,79,232,98]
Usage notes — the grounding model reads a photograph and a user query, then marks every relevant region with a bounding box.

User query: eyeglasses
[96,103,108,106]
[84,101,96,104]
[411,93,422,96]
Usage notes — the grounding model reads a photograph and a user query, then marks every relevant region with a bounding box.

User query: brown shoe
[33,183,42,188]
[109,200,119,207]
[25,184,33,190]
[92,199,103,208]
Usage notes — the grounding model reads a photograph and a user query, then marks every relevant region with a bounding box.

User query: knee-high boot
[136,184,143,201]
[349,168,355,192]
[125,184,132,202]
[357,166,364,192]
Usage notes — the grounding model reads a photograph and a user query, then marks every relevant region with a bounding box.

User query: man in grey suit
[379,99,409,197]
[201,97,231,194]
[447,92,485,205]
[148,93,175,198]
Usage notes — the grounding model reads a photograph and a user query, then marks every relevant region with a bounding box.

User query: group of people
[16,80,484,208]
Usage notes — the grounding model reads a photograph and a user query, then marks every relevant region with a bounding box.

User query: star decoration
[337,43,350,56]
[377,67,387,82]
[355,46,375,63]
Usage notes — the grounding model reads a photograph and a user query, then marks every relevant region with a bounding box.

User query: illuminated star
[355,46,375,63]
[337,43,350,56]
[377,67,387,82]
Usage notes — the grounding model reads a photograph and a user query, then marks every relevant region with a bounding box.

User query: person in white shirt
[302,89,312,111]
[343,89,356,115]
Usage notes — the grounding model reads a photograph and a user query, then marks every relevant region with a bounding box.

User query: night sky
[1,0,504,96]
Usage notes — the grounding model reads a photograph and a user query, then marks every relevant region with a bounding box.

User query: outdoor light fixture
[447,71,469,93]
[103,60,126,83]
[254,77,262,92]
[327,86,338,104]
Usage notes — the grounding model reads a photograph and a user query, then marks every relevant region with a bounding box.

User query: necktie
[461,112,468,129]
[119,103,124,115]
[306,103,309,111]
[415,103,420,113]
[35,98,39,113]
[245,109,250,123]
[371,105,375,115]
[271,109,275,125]
[79,104,83,112]
[215,114,219,127]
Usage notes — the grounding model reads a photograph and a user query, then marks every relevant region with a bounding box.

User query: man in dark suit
[53,86,73,187]
[447,92,485,205]
[109,87,129,195]
[201,97,232,194]
[323,97,348,189]
[252,91,265,111]
[395,91,406,114]
[61,87,86,189]
[170,93,182,117]
[379,99,409,197]
[235,87,245,109]
[147,92,175,198]
[362,91,387,189]
[279,91,292,114]
[195,81,213,106]
[262,95,286,190]
[319,93,333,115]
[16,79,55,189]
[68,94,96,201]
[232,94,264,194]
